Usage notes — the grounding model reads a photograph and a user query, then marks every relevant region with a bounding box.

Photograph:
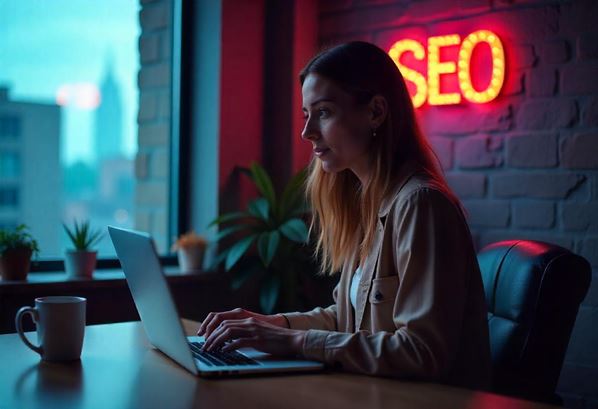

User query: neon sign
[388,30,505,108]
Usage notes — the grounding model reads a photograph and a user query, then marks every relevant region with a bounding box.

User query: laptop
[108,226,324,377]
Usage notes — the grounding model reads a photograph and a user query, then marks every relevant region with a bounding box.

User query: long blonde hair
[301,42,459,275]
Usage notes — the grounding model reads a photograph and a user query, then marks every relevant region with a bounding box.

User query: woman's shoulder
[387,172,463,219]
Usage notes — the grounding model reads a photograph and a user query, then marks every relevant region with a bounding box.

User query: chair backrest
[477,240,591,403]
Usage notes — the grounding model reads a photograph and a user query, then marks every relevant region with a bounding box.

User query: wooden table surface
[0,319,557,409]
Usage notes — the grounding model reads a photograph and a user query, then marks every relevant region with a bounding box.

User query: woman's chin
[320,160,341,174]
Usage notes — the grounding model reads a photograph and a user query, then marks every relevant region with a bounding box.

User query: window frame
[25,0,190,273]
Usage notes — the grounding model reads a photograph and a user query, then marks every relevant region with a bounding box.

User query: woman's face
[301,73,373,182]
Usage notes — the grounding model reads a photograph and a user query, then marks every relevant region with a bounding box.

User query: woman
[198,41,492,390]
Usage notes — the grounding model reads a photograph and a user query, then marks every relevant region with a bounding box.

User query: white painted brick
[446,172,486,198]
[455,135,502,169]
[135,151,150,180]
[150,148,170,179]
[136,181,168,206]
[516,99,577,130]
[139,122,169,146]
[583,96,598,127]
[538,39,570,64]
[140,2,172,31]
[463,200,510,227]
[157,89,171,120]
[138,92,159,122]
[138,62,171,89]
[561,132,598,169]
[429,136,453,170]
[562,62,598,96]
[135,209,152,231]
[139,34,160,64]
[152,209,168,239]
[513,201,555,228]
[493,173,586,198]
[506,131,558,168]
[563,203,598,231]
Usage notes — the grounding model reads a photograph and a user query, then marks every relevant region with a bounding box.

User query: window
[0,116,21,139]
[0,151,20,178]
[0,187,19,208]
[0,0,177,263]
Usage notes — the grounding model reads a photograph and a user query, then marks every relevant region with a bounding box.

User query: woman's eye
[318,108,330,118]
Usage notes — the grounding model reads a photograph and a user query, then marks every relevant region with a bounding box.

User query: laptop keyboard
[189,342,260,367]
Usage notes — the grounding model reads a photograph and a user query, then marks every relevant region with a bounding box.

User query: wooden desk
[0,320,557,409]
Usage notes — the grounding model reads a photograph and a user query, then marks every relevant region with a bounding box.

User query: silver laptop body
[108,226,324,377]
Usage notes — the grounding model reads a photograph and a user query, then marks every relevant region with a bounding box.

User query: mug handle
[15,306,43,355]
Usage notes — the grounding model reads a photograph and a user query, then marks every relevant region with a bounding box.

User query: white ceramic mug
[15,296,86,361]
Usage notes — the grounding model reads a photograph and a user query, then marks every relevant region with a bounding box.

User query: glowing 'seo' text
[388,30,506,108]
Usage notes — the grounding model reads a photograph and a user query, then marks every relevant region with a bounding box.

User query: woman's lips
[313,147,330,157]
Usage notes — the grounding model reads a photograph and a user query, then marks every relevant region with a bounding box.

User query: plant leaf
[85,229,103,249]
[231,264,261,290]
[279,167,307,219]
[224,234,256,271]
[208,212,247,228]
[63,223,77,246]
[207,249,229,271]
[248,198,269,221]
[259,274,280,314]
[249,162,276,208]
[257,231,280,267]
[279,218,309,243]
[214,225,247,242]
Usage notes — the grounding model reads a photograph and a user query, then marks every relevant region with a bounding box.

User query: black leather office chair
[477,240,591,404]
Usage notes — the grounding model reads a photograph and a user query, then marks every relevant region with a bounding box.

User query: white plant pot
[177,246,205,273]
[64,250,97,279]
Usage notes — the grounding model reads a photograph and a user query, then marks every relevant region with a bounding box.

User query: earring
[373,129,377,137]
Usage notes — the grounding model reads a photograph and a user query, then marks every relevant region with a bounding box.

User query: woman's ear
[368,95,388,129]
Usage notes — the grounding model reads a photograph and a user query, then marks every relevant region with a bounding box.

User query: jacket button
[374,291,383,301]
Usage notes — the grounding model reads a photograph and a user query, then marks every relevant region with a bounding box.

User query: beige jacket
[284,161,492,390]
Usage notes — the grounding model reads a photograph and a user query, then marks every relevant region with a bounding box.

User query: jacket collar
[377,160,420,218]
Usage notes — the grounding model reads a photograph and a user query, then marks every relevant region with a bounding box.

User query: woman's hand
[201,316,306,356]
[197,308,304,356]
[197,308,288,338]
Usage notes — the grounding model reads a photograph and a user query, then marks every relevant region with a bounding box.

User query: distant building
[94,56,124,162]
[0,86,61,254]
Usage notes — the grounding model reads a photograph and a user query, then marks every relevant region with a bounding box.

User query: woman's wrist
[270,313,290,328]
[291,329,307,356]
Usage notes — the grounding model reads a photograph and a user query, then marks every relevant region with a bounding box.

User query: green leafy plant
[209,162,311,314]
[0,224,40,258]
[63,220,103,251]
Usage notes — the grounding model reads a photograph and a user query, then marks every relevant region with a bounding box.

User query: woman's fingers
[201,318,306,356]
[203,318,256,351]
[221,336,259,352]
[197,312,216,336]
[197,308,247,337]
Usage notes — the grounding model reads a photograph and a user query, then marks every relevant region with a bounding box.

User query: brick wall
[135,0,173,252]
[318,0,597,407]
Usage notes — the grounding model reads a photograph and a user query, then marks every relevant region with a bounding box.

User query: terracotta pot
[0,247,32,281]
[64,250,97,279]
[177,245,206,273]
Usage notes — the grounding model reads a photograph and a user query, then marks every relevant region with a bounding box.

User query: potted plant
[210,162,312,314]
[0,224,39,281]
[63,220,103,279]
[171,231,207,273]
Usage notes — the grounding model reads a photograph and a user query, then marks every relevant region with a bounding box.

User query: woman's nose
[301,119,318,142]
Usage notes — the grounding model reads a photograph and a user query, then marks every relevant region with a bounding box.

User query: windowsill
[0,267,234,334]
[0,268,223,295]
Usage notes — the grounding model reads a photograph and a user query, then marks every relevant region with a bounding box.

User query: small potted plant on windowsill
[172,231,207,273]
[0,224,39,281]
[63,220,103,279]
